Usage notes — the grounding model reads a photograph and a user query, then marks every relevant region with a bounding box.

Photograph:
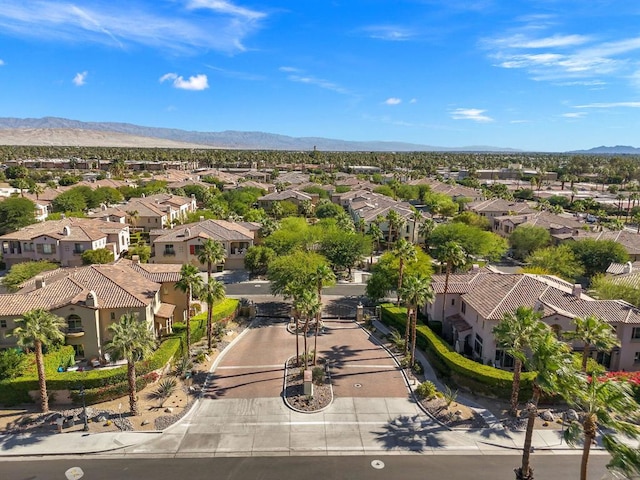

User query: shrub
[380,304,533,399]
[151,378,177,407]
[0,349,26,380]
[416,380,437,399]
[312,366,325,385]
[1,261,59,292]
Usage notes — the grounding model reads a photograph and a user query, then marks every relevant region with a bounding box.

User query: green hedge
[380,303,533,399]
[0,298,239,407]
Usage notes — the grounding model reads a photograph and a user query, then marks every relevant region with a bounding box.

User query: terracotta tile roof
[124,261,183,283]
[469,198,535,215]
[155,303,176,319]
[258,190,314,202]
[152,219,254,243]
[0,217,121,242]
[430,269,640,324]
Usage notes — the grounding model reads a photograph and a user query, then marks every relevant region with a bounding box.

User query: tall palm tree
[564,375,640,480]
[517,329,572,480]
[367,222,383,258]
[294,290,322,367]
[409,206,423,244]
[564,315,619,372]
[309,265,336,365]
[11,309,66,413]
[386,210,404,247]
[197,238,226,282]
[175,263,203,355]
[198,277,226,350]
[436,241,466,323]
[28,183,44,200]
[392,239,417,306]
[106,313,156,416]
[493,306,548,416]
[399,273,434,365]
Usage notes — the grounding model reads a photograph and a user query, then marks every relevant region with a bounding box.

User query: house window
[474,334,483,358]
[67,314,83,332]
[461,302,466,314]
[0,320,6,328]
[495,349,515,369]
[37,244,55,255]
[635,352,640,364]
[632,328,640,340]
[164,244,175,256]
[73,243,84,254]
[451,298,455,306]
[190,245,203,256]
[110,312,116,320]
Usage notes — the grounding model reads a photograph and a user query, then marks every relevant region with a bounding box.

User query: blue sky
[1,1,640,152]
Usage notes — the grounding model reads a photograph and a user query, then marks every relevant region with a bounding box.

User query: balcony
[163,249,176,256]
[65,327,85,338]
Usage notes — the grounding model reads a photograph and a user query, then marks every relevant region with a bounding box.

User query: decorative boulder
[540,410,555,422]
[565,409,579,422]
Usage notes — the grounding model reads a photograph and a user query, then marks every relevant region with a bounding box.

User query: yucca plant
[152,378,178,408]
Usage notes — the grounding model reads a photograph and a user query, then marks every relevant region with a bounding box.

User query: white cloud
[483,20,640,86]
[384,97,402,105]
[574,102,640,108]
[281,68,349,95]
[561,112,587,118]
[73,71,88,86]
[0,1,267,54]
[0,59,4,66]
[160,73,209,91]
[450,108,493,122]
[362,25,414,42]
[409,98,417,104]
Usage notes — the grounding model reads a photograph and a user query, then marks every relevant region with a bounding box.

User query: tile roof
[0,218,122,242]
[430,269,640,325]
[469,198,535,215]
[152,219,254,243]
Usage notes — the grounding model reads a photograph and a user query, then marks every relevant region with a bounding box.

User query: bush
[0,349,26,380]
[380,304,533,399]
[312,366,325,385]
[416,380,437,399]
[2,260,59,292]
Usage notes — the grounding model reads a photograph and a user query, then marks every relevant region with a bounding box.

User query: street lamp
[80,385,89,432]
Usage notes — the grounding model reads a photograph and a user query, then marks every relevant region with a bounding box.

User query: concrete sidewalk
[0,430,161,457]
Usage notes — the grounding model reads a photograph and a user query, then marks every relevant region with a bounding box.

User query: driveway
[203,317,408,401]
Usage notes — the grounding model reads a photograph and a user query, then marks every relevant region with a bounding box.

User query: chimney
[472,264,480,272]
[63,225,71,236]
[86,291,98,308]
[624,261,633,274]
[572,284,582,299]
[199,216,205,222]
[132,255,140,264]
[34,276,45,289]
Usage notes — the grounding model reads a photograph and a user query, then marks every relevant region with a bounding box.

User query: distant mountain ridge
[569,145,640,154]
[0,116,519,152]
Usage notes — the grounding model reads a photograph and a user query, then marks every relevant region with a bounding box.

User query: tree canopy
[509,225,551,261]
[430,222,508,261]
[0,197,36,234]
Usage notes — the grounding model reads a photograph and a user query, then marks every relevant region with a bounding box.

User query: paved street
[0,455,612,480]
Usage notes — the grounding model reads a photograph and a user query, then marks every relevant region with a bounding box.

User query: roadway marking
[216,365,284,369]
[331,364,398,369]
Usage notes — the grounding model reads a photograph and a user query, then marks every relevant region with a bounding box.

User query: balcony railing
[65,327,85,338]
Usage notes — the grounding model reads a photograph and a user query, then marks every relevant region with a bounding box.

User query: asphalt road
[0,455,614,480]
[223,281,367,297]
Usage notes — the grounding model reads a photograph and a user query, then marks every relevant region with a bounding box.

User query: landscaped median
[379,303,534,399]
[0,298,240,407]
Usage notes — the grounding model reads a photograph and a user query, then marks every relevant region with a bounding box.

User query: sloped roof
[152,219,254,243]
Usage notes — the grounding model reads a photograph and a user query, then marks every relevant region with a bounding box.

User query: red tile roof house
[426,268,640,371]
[0,262,186,361]
[0,218,130,268]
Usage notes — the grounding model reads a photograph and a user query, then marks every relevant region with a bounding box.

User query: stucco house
[0,262,186,360]
[150,219,257,270]
[0,218,130,268]
[426,268,640,372]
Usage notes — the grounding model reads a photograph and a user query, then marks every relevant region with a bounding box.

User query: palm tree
[399,273,434,365]
[564,375,640,480]
[11,309,66,413]
[106,313,156,416]
[197,238,226,282]
[198,277,226,350]
[418,218,436,251]
[294,290,322,367]
[493,306,548,416]
[309,265,336,365]
[409,206,423,244]
[367,222,383,258]
[436,241,466,323]
[126,210,139,228]
[392,239,417,305]
[517,329,572,480]
[564,315,619,372]
[175,263,203,355]
[28,183,44,200]
[386,210,404,247]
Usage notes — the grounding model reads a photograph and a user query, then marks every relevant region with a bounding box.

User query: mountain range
[0,117,518,152]
[0,117,637,153]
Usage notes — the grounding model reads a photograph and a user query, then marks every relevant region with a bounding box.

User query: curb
[282,354,334,414]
